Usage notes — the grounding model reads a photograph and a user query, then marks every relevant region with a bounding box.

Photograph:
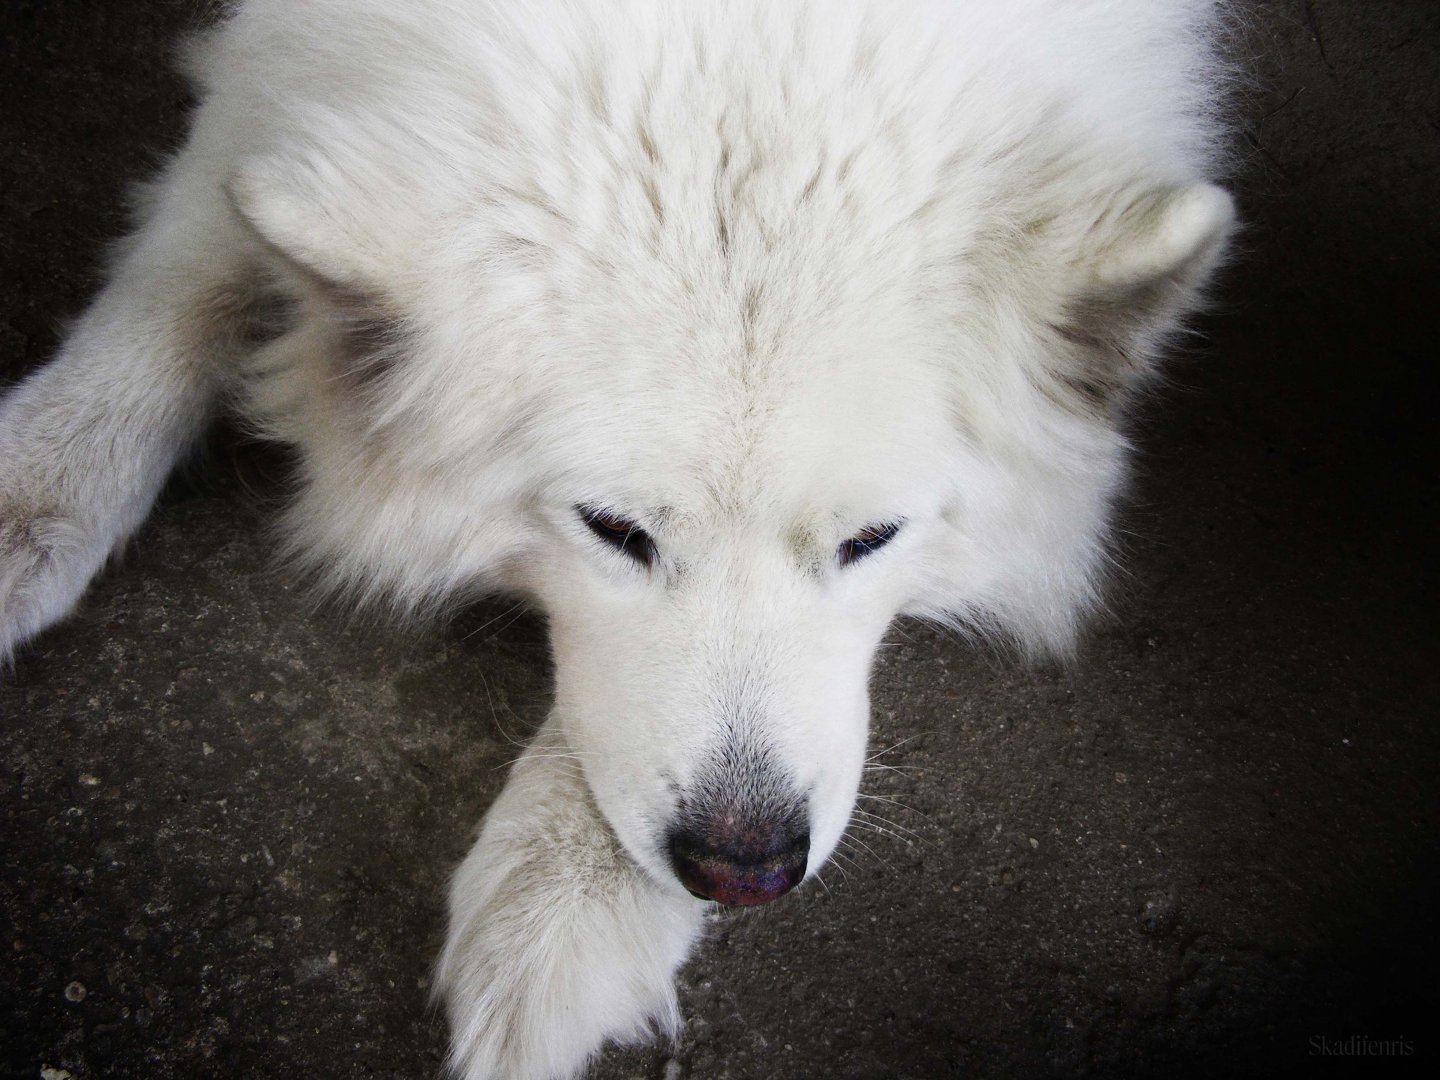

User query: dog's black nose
[668,815,810,906]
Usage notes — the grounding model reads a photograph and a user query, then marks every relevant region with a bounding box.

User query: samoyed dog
[0,0,1235,1076]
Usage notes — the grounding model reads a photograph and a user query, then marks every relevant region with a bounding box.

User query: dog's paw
[0,505,103,664]
[437,725,705,1080]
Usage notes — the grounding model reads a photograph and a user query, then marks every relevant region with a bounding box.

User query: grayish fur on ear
[1052,183,1236,408]
[226,159,413,410]
[1090,184,1234,293]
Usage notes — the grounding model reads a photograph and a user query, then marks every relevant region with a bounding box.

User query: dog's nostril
[668,821,810,906]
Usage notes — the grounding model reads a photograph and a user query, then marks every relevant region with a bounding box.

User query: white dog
[0,1,1236,1076]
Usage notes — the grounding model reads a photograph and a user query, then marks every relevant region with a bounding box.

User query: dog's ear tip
[1157,181,1235,268]
[1090,181,1236,292]
[225,156,323,273]
[1169,181,1234,228]
[225,155,294,230]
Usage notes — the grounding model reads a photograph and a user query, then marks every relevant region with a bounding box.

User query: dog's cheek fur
[909,184,1235,657]
[232,318,533,615]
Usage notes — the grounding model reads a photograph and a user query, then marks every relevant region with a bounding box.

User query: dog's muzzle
[667,809,809,906]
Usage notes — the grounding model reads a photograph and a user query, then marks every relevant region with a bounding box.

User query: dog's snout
[668,812,810,906]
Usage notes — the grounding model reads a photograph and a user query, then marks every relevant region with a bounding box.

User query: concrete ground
[2,2,1436,1078]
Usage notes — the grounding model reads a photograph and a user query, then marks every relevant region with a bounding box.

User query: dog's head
[227,85,1232,901]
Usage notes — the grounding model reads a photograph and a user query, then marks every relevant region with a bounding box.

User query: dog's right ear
[226,146,432,301]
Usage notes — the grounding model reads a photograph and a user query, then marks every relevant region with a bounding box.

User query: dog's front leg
[0,161,251,663]
[438,719,705,1080]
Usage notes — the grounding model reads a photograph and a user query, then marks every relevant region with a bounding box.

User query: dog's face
[512,339,963,901]
[232,119,1231,904]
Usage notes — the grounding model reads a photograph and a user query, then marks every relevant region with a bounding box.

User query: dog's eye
[579,506,656,567]
[837,522,901,566]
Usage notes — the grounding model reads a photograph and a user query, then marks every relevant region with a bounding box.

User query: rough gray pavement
[2,3,1436,1078]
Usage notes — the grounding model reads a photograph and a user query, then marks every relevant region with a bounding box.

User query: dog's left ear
[1051,183,1235,406]
[226,145,435,304]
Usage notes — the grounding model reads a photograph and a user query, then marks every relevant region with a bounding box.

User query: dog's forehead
[544,329,959,526]
[411,222,974,525]
[397,215,974,533]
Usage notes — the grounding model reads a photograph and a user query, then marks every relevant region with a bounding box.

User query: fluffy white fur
[0,2,1236,1076]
